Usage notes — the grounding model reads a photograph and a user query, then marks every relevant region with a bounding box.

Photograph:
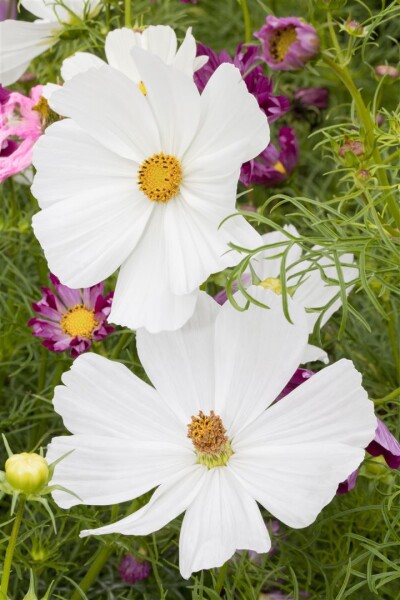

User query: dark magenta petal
[119,554,151,584]
[366,419,400,469]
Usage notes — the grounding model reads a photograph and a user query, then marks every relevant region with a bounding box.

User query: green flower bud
[5,453,49,495]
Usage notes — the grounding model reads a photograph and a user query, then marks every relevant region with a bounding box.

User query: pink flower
[119,554,151,584]
[241,127,299,187]
[0,84,43,182]
[255,16,320,71]
[28,274,114,357]
[294,87,329,110]
[0,0,16,21]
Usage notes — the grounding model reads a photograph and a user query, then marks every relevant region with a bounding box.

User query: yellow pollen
[187,410,230,455]
[138,152,182,203]
[259,277,282,295]
[270,26,298,62]
[138,80,147,96]
[60,305,98,338]
[273,160,287,175]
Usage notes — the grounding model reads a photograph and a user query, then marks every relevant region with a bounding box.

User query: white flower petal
[214,287,309,437]
[110,206,198,332]
[129,47,201,157]
[41,82,60,100]
[172,27,199,76]
[53,353,186,444]
[164,197,228,293]
[292,252,358,331]
[32,119,138,208]
[230,359,377,527]
[0,20,57,86]
[48,64,160,161]
[61,51,105,81]
[179,468,271,579]
[80,465,206,537]
[301,343,329,364]
[194,54,209,71]
[32,181,153,288]
[21,0,57,19]
[47,435,194,508]
[136,292,220,423]
[141,25,178,64]
[104,28,141,81]
[185,63,269,172]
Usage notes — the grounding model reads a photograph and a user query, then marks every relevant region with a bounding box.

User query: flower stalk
[124,0,131,27]
[0,497,26,598]
[322,19,400,230]
[71,546,113,600]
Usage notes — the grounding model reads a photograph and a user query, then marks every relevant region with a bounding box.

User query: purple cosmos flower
[294,87,329,110]
[241,127,299,187]
[279,369,399,494]
[255,16,320,71]
[195,43,290,124]
[0,84,43,182]
[0,0,16,21]
[28,274,114,357]
[119,554,151,584]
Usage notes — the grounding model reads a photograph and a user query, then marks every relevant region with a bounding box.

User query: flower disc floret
[60,305,99,338]
[270,26,298,62]
[187,410,233,468]
[138,152,182,203]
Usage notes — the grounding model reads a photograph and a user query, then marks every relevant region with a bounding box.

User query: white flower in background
[31,50,268,332]
[0,0,101,86]
[219,225,358,364]
[60,25,209,83]
[47,290,376,579]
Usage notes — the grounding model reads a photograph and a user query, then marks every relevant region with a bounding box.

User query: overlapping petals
[0,84,42,181]
[0,0,101,85]
[32,51,269,331]
[28,273,113,357]
[48,291,376,578]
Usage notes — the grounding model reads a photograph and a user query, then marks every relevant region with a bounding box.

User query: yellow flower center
[138,152,182,203]
[138,80,147,96]
[259,277,282,295]
[60,305,98,338]
[273,160,287,175]
[270,26,298,62]
[187,410,233,469]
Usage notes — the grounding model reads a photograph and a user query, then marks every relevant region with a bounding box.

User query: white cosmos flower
[235,225,358,364]
[60,25,208,83]
[46,290,377,579]
[0,0,101,86]
[31,50,269,332]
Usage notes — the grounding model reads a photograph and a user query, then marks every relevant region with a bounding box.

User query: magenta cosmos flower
[119,554,151,584]
[0,0,16,21]
[255,16,320,71]
[28,274,114,357]
[195,43,289,123]
[0,84,43,182]
[241,127,299,187]
[280,369,400,494]
[294,87,329,110]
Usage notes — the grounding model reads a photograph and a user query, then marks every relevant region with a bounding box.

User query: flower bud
[341,19,366,37]
[119,554,151,584]
[5,453,49,494]
[375,65,399,79]
[339,139,365,158]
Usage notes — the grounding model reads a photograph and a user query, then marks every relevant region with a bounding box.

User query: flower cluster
[1,2,398,593]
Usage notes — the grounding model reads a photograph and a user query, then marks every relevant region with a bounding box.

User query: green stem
[111,331,132,359]
[124,0,131,27]
[321,56,400,229]
[0,498,26,598]
[71,546,113,600]
[373,386,400,406]
[215,561,228,595]
[239,0,251,43]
